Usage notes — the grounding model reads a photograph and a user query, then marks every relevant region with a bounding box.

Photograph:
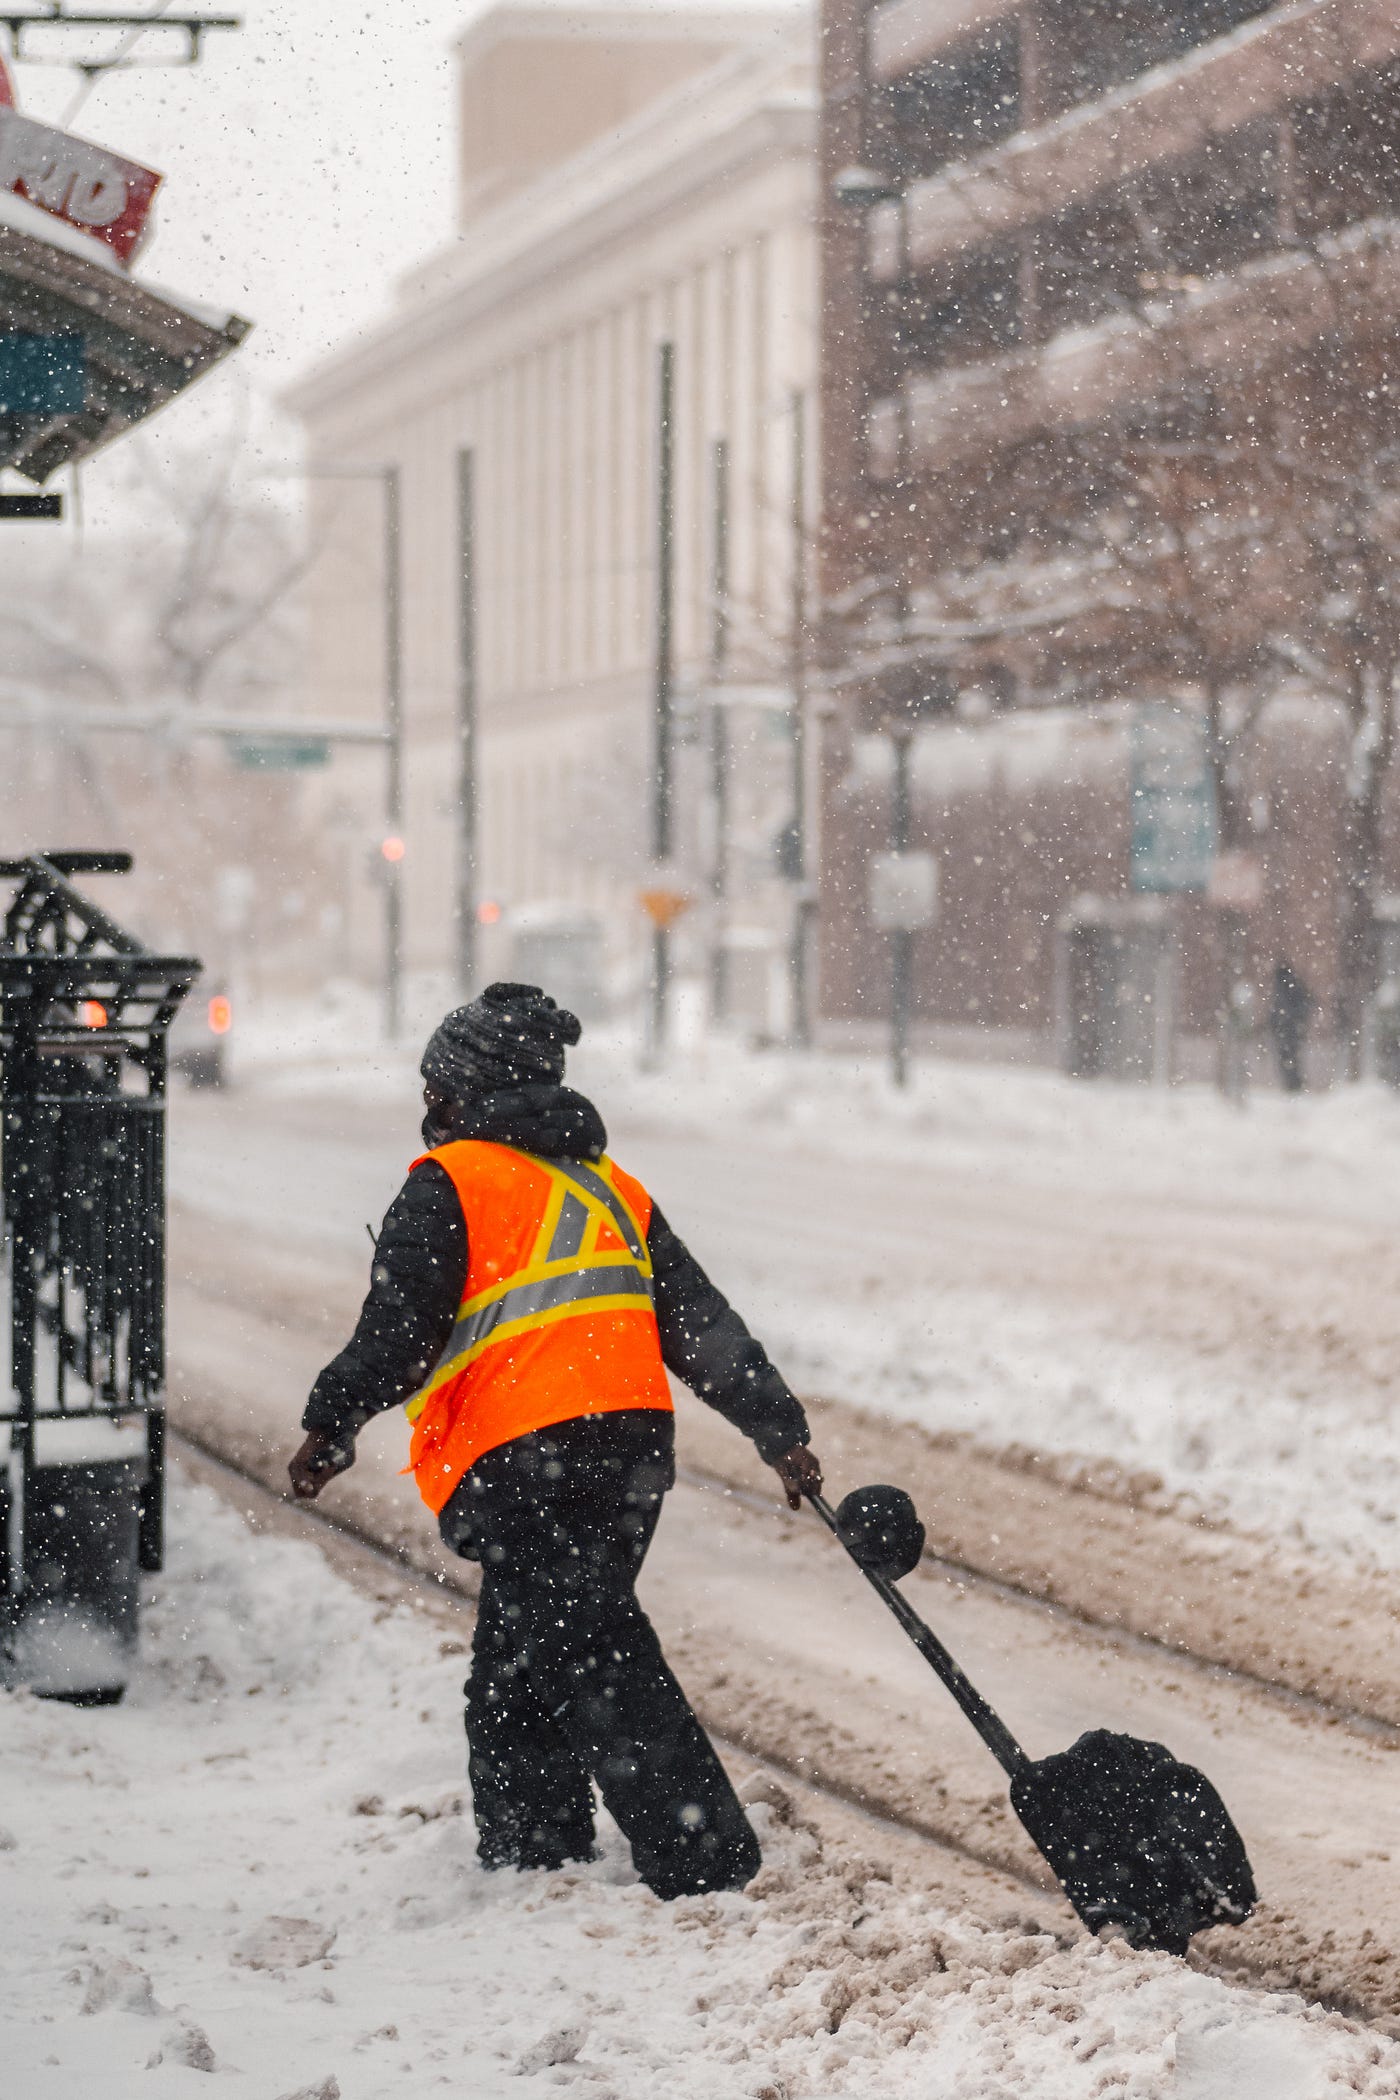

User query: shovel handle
[806,1490,1027,1781]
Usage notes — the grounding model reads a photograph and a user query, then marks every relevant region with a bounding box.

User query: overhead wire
[60,0,178,127]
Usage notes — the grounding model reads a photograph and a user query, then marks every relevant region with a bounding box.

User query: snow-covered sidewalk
[4,1474,1396,2098]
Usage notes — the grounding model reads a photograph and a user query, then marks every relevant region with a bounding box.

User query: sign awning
[0,204,249,481]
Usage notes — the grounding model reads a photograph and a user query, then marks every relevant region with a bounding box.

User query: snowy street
[6,1030,1400,2090]
[170,1026,1400,1575]
[161,1035,1400,1739]
[105,1029,1400,2042]
[4,1455,1398,2099]
[605,1045,1400,1577]
[10,0,1400,2090]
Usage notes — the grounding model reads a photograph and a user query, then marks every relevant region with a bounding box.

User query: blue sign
[1130,703,1216,893]
[0,333,85,417]
[226,736,331,772]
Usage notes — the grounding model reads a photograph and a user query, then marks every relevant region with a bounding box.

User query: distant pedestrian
[1268,961,1314,1095]
[288,982,821,1899]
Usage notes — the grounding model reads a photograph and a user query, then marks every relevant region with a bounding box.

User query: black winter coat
[303,1146,809,1467]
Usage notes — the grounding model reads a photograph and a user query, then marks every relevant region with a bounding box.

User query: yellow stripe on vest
[404,1154,656,1425]
[406,1286,656,1421]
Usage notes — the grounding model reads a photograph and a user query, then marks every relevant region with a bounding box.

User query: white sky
[5,0,782,528]
[10,0,477,495]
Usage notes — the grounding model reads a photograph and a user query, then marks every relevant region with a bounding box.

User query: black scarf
[422,1082,607,1162]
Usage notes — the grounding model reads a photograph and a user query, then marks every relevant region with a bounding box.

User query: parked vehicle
[170,984,232,1087]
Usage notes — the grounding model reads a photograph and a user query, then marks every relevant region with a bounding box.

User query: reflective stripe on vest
[404,1153,654,1424]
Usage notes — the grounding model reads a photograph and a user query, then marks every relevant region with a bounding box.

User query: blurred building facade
[287,1,818,1026]
[819,0,1400,1069]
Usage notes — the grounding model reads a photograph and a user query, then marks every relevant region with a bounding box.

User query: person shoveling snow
[810,1484,1257,1956]
[288,981,822,1898]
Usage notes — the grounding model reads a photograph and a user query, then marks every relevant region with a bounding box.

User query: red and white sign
[0,104,160,265]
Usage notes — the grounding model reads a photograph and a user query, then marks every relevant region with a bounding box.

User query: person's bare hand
[288,1430,355,1501]
[771,1443,823,1511]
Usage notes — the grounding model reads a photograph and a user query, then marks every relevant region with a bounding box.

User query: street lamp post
[382,463,405,1040]
[303,461,405,1041]
[708,435,730,1027]
[889,717,914,1088]
[835,162,916,1082]
[455,447,478,1002]
[649,341,675,1063]
[788,388,814,1049]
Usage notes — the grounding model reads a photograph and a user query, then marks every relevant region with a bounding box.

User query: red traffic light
[79,999,107,1029]
[208,996,232,1036]
[476,898,502,925]
[381,835,406,864]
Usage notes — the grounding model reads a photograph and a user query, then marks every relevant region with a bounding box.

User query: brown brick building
[816,0,1400,1069]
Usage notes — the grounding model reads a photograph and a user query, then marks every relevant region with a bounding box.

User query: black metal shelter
[1,850,198,1700]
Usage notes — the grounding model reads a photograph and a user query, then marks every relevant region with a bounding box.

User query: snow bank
[11,1605,130,1702]
[3,1475,1393,2097]
[0,187,123,272]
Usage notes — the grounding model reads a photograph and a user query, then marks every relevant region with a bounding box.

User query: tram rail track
[166,1421,1400,2033]
[157,1088,1400,2033]
[675,1453,1400,1748]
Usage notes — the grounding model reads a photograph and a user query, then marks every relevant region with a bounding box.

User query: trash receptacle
[1055,894,1175,1084]
[1,852,198,1703]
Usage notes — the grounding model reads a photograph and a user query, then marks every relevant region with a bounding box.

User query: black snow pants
[438,1409,761,1899]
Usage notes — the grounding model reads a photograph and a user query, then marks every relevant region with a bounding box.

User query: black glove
[288,1428,355,1501]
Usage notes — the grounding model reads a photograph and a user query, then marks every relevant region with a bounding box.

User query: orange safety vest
[404,1141,673,1512]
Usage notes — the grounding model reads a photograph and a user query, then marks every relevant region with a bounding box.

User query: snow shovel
[808,1484,1256,1956]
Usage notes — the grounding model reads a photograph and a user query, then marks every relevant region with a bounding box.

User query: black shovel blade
[1009,1729,1257,1956]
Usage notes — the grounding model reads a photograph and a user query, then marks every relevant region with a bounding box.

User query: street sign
[0,492,61,519]
[0,332,84,416]
[870,849,938,931]
[225,735,330,771]
[0,104,161,265]
[1130,704,1216,893]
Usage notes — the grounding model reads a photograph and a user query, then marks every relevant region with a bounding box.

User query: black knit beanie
[420,982,582,1102]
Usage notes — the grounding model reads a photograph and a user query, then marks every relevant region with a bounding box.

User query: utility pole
[382,463,405,1041]
[788,388,813,1047]
[648,340,675,1061]
[709,435,730,1026]
[889,717,913,1089]
[455,446,478,1001]
[281,461,406,1039]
